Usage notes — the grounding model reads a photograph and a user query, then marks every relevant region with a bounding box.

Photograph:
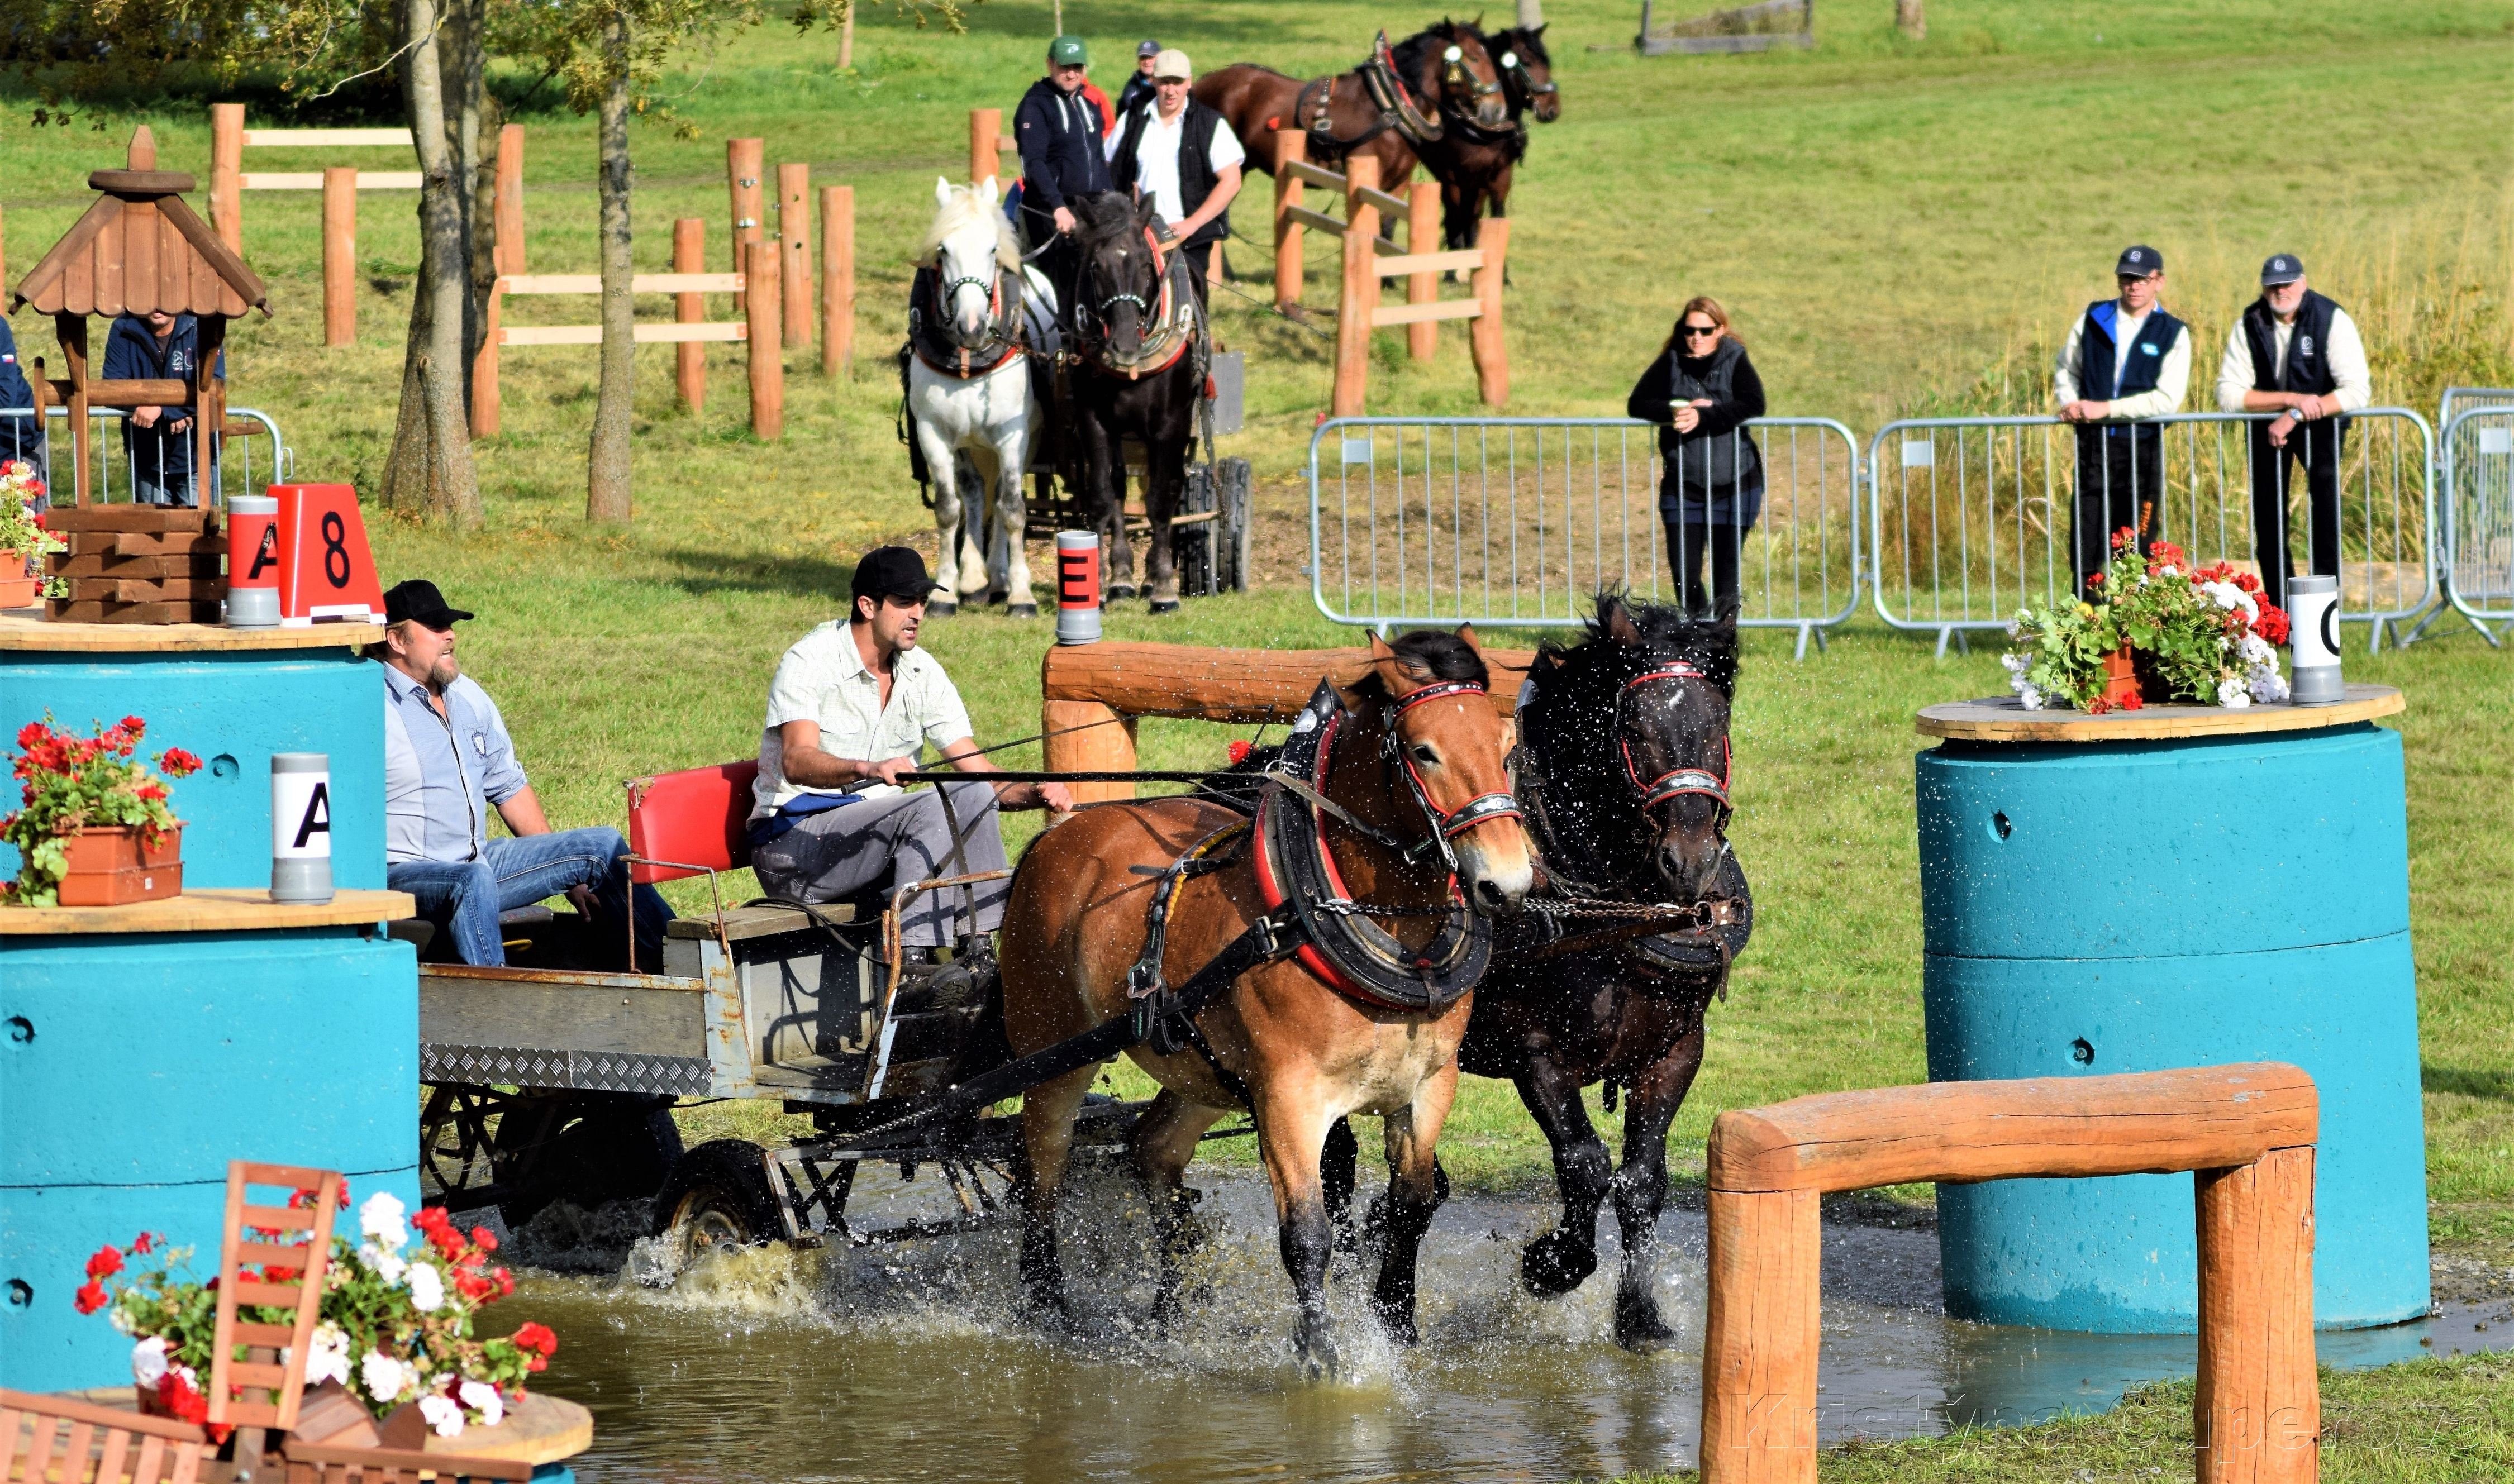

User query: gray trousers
[749,782,1010,946]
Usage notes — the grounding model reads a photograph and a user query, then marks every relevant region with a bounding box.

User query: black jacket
[1013,76,1112,218]
[0,317,42,472]
[1627,337,1766,519]
[2241,289,2342,398]
[1115,71,1159,120]
[103,312,225,488]
[1108,97,1232,249]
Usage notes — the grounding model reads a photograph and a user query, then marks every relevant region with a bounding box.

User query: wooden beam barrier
[673,217,707,414]
[1283,158,1348,192]
[969,108,1001,187]
[468,267,748,437]
[1273,130,1307,308]
[821,185,855,379]
[1406,181,1440,362]
[1698,1063,2320,1484]
[470,125,528,436]
[1470,217,1509,407]
[213,107,426,256]
[321,166,356,347]
[745,239,782,440]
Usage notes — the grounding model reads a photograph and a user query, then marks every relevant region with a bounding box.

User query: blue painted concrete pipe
[1917,722,2429,1333]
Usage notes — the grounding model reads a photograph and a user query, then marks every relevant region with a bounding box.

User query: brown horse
[1413,22,1561,254]
[997,629,1534,1375]
[1194,21,1508,214]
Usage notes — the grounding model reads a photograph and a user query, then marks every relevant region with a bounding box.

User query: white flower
[131,1337,169,1390]
[358,1242,407,1283]
[2249,665,2291,703]
[2216,677,2251,709]
[361,1351,407,1405]
[459,1381,504,1429]
[359,1192,408,1249]
[109,1308,135,1336]
[406,1263,445,1313]
[2153,563,2179,579]
[304,1323,351,1389]
[2018,685,2046,710]
[2237,633,2276,667]
[418,1394,465,1439]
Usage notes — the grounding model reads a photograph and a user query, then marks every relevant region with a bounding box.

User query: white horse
[906,176,1050,616]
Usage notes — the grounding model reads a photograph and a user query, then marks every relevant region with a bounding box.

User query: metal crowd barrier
[1867,409,2437,655]
[1308,416,1863,658]
[0,407,293,512]
[2424,402,2514,646]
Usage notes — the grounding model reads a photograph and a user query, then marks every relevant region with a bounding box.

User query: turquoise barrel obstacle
[1913,687,2428,1332]
[0,623,417,1392]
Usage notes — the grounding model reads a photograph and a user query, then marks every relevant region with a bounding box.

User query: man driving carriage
[747,547,1074,948]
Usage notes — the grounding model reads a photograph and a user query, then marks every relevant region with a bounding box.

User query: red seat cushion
[626,760,760,883]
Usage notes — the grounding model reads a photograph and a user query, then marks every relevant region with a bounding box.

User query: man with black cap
[1116,40,1164,120]
[2215,253,2372,614]
[374,579,674,970]
[1015,35,1116,331]
[2054,244,2192,593]
[747,547,1073,948]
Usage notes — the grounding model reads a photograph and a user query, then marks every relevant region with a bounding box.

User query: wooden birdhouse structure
[8,127,270,509]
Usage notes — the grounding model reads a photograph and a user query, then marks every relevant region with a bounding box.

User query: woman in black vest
[1626,297,1765,617]
[1106,50,1245,304]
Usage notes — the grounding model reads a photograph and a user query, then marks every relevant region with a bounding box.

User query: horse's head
[1072,192,1163,360]
[1588,596,1737,902]
[1402,21,1509,132]
[920,176,1015,346]
[1492,24,1560,124]
[1344,625,1535,915]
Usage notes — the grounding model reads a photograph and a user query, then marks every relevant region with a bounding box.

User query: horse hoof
[1007,602,1039,619]
[927,600,957,618]
[1521,1229,1598,1299]
[1613,1295,1678,1353]
[1372,1299,1420,1347]
[1106,582,1137,602]
[1297,1330,1340,1381]
[986,588,1009,607]
[1148,598,1182,615]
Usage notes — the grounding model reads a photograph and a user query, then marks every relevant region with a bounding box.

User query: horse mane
[1069,191,1142,247]
[1535,593,1738,702]
[917,182,1020,273]
[1387,20,1478,87]
[1348,628,1492,705]
[1493,22,1550,67]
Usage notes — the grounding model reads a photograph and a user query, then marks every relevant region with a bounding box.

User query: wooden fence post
[674,217,707,414]
[210,104,244,254]
[1699,1187,1822,1484]
[821,184,855,379]
[1040,699,1137,810]
[1406,181,1440,363]
[495,123,525,273]
[472,279,502,437]
[778,163,812,349]
[746,239,783,440]
[1273,129,1306,308]
[1332,156,1381,418]
[322,167,356,347]
[2195,1146,2318,1484]
[1469,217,1509,407]
[970,108,1001,187]
[726,138,763,312]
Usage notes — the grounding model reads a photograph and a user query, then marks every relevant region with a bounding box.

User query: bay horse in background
[998,630,1535,1375]
[1413,22,1562,255]
[1323,596,1753,1352]
[1064,192,1207,613]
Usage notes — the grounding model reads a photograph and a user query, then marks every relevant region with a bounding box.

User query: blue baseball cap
[2261,253,2304,286]
[2115,245,2163,277]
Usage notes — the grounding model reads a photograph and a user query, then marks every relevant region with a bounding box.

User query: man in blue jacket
[0,317,45,477]
[102,308,224,507]
[2053,245,2191,594]
[1015,35,1115,330]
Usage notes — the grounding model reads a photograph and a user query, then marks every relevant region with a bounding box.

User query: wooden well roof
[10,170,269,319]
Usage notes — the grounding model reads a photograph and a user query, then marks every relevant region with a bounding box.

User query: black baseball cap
[383,579,474,629]
[2261,253,2304,286]
[2115,245,2163,277]
[850,546,934,604]
[1137,39,1162,57]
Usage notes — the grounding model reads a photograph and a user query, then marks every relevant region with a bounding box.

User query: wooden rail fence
[1699,1062,2320,1484]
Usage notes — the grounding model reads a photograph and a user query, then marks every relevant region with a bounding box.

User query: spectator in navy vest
[1106,49,1245,305]
[2054,245,2191,594]
[1116,40,1163,120]
[373,579,674,970]
[0,316,45,481]
[1015,35,1115,330]
[2214,253,2371,615]
[102,308,224,507]
[1626,297,1766,617]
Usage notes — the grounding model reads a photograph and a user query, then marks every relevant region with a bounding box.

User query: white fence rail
[2431,402,2514,646]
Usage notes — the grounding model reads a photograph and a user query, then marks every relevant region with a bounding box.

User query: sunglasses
[1680,324,1720,337]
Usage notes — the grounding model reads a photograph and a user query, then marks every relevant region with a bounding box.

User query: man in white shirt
[2213,254,2373,614]
[747,547,1074,947]
[2053,245,2192,594]
[1104,48,1245,304]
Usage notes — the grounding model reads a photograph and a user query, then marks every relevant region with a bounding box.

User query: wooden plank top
[1917,683,2402,743]
[663,902,854,942]
[420,1391,593,1464]
[0,614,384,653]
[0,887,414,936]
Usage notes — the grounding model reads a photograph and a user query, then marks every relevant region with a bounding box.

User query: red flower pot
[2098,647,2142,709]
[0,570,38,609]
[56,826,183,906]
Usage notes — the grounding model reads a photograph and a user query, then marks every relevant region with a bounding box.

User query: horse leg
[1515,1051,1611,1299]
[1371,1061,1459,1345]
[1610,1023,1707,1352]
[1321,1116,1360,1253]
[1016,1061,1099,1330]
[995,409,1039,617]
[1130,1086,1228,1329]
[1251,1083,1341,1377]
[915,416,966,615]
[1083,402,1136,601]
[1144,427,1186,614]
[952,451,991,603]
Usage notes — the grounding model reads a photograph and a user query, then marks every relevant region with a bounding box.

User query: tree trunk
[585,10,636,523]
[1515,0,1545,28]
[1895,0,1925,37]
[441,0,491,407]
[379,0,484,527]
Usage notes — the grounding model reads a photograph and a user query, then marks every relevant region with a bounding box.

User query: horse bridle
[1614,664,1734,824]
[1496,49,1556,109]
[1437,43,1503,111]
[929,264,1012,355]
[1383,680,1525,875]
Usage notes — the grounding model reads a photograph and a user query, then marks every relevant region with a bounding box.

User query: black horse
[1325,594,1751,1351]
[1064,192,1207,612]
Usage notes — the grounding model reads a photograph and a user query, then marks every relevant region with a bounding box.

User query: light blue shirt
[381,665,528,865]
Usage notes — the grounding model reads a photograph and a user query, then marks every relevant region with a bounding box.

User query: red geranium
[85,1246,123,1280]
[74,1280,108,1314]
[4,714,199,905]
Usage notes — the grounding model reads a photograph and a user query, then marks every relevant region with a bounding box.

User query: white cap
[1152,47,1193,81]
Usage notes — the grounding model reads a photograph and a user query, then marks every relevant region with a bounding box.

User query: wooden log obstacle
[1699,1062,2320,1484]
[1268,134,1506,415]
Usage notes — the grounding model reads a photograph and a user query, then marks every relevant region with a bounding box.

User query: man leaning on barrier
[103,307,223,507]
[2215,253,2371,615]
[2054,245,2191,595]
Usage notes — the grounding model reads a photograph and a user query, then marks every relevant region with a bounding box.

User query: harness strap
[1125,819,1253,1003]
[1615,664,1734,814]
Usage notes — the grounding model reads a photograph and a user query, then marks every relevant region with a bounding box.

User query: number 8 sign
[269,484,387,626]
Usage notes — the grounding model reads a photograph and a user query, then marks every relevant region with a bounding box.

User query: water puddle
[479,1167,2511,1482]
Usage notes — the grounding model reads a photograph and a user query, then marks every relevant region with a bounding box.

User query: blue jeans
[388,827,673,969]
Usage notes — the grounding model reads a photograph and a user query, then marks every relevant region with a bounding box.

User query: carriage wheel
[652,1138,785,1263]
[1217,458,1253,593]
[420,1085,503,1204]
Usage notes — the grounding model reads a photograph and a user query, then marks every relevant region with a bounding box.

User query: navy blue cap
[2261,253,2304,286]
[2115,245,2163,277]
[1137,39,1162,56]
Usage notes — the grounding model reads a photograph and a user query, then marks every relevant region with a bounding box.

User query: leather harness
[1294,31,1495,155]
[907,263,1028,379]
